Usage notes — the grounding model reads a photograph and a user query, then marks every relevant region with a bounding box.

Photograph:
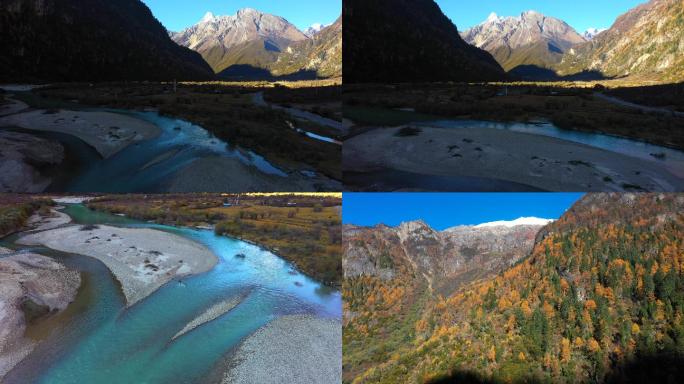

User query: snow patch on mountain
[583,27,607,40]
[475,217,554,228]
[200,11,215,23]
[485,12,501,23]
[305,23,327,37]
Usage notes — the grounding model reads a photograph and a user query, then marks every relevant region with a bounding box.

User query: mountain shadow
[217,64,319,81]
[606,353,684,384]
[508,65,610,81]
[0,0,214,82]
[605,82,684,112]
[547,42,563,54]
[424,352,684,384]
[343,0,506,83]
[427,371,543,384]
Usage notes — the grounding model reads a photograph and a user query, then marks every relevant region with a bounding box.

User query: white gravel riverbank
[223,315,342,384]
[17,225,218,306]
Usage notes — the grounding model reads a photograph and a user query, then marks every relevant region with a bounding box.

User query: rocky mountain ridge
[461,10,586,72]
[170,8,308,74]
[343,218,545,296]
[171,8,341,79]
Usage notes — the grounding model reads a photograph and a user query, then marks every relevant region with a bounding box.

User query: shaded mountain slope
[0,0,213,82]
[343,0,505,83]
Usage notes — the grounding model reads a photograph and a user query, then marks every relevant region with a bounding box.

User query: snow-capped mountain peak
[200,11,215,23]
[475,217,554,228]
[461,10,585,72]
[485,12,500,23]
[583,27,607,40]
[305,22,327,37]
[521,10,541,17]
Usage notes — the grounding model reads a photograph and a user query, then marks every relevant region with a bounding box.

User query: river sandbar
[17,225,218,306]
[0,109,161,158]
[172,293,247,341]
[344,126,684,191]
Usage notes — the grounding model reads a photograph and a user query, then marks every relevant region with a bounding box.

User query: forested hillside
[344,193,684,383]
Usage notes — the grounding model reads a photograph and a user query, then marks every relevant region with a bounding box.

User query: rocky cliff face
[343,219,545,296]
[0,0,213,82]
[557,0,684,82]
[0,131,64,193]
[171,8,308,74]
[343,0,505,83]
[462,11,586,72]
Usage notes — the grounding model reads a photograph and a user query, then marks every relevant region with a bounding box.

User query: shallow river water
[2,205,340,384]
[61,109,288,192]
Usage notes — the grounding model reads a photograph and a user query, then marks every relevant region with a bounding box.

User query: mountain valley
[342,0,684,192]
[344,193,684,383]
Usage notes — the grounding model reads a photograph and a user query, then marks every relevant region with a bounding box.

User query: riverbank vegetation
[86,193,342,286]
[264,85,342,122]
[344,82,684,150]
[0,195,53,237]
[16,81,341,181]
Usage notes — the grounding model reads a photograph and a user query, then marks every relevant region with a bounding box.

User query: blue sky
[141,0,341,32]
[435,0,646,33]
[343,193,584,230]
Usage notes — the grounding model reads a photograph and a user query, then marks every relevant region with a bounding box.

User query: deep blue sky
[343,193,584,230]
[435,0,646,33]
[141,0,341,32]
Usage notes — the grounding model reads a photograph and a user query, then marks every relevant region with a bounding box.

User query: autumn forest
[343,194,684,383]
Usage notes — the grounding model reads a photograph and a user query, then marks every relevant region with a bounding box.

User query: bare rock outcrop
[0,250,80,379]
